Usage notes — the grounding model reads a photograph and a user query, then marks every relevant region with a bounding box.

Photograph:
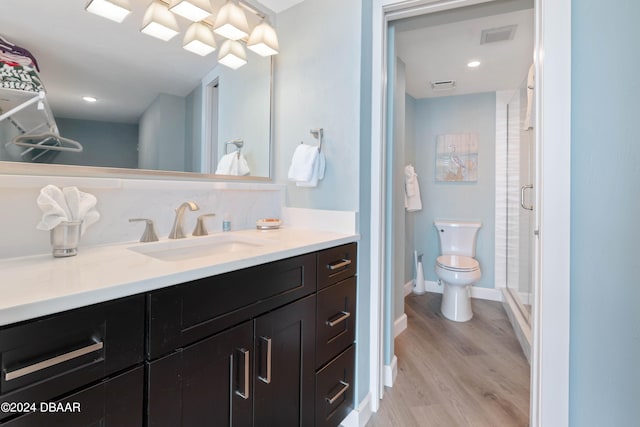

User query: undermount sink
[128,233,275,262]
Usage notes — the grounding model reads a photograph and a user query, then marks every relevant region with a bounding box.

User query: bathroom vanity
[0,230,358,427]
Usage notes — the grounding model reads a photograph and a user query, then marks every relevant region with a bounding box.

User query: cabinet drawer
[147,252,316,359]
[315,345,355,427]
[317,243,357,290]
[0,366,143,427]
[316,277,356,368]
[0,295,145,420]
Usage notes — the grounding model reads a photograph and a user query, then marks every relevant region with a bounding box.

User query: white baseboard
[383,355,398,387]
[394,313,407,337]
[409,280,503,302]
[404,280,413,296]
[340,392,373,427]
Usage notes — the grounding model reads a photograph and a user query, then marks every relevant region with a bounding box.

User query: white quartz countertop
[0,228,359,327]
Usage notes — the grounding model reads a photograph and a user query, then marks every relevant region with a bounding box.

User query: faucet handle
[193,213,216,236]
[129,218,159,242]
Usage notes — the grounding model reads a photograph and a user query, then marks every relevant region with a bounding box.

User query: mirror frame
[0,59,274,182]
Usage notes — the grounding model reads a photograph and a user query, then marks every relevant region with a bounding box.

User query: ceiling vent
[430,80,456,91]
[480,25,517,44]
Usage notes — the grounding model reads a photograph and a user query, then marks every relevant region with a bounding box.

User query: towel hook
[310,128,323,152]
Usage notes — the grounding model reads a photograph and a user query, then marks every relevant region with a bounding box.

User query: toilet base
[441,282,473,322]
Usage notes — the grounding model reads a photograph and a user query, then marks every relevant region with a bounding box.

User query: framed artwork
[435,133,478,182]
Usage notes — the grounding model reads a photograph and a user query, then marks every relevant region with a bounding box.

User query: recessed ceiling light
[83,96,98,103]
[467,61,481,68]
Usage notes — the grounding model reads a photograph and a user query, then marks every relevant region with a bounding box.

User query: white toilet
[434,220,482,322]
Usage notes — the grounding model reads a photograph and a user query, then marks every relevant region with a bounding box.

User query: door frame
[368,0,571,424]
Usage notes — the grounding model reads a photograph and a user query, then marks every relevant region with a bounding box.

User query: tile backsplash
[0,174,284,259]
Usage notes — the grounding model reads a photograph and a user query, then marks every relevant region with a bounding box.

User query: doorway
[369,0,571,424]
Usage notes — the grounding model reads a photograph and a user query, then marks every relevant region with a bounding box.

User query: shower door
[506,85,534,323]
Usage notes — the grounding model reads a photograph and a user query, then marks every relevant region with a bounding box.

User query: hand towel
[215,152,251,176]
[288,144,319,183]
[404,165,423,212]
[296,150,325,187]
[215,152,236,175]
[36,185,100,235]
[62,186,100,235]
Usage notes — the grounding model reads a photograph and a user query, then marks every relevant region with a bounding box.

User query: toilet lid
[436,255,479,272]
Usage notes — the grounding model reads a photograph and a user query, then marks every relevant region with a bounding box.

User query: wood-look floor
[366,292,530,427]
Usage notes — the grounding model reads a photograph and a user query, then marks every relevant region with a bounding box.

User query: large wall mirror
[0,0,273,180]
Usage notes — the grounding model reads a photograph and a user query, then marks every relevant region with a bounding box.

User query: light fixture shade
[213,0,249,41]
[183,22,217,56]
[247,21,279,56]
[140,0,180,41]
[85,0,131,23]
[169,0,212,22]
[218,40,247,69]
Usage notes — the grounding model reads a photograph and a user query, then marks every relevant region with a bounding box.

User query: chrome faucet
[169,201,200,239]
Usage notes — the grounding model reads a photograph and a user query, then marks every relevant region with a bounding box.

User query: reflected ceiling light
[140,0,180,41]
[82,96,98,103]
[213,0,249,41]
[467,60,481,68]
[85,0,131,23]
[218,40,247,69]
[247,20,279,56]
[169,0,212,22]
[183,22,217,56]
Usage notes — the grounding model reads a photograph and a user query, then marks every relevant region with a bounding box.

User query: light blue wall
[185,86,202,173]
[405,94,417,284]
[570,1,640,425]
[357,0,373,405]
[138,93,186,172]
[274,0,361,211]
[274,0,367,403]
[412,93,496,288]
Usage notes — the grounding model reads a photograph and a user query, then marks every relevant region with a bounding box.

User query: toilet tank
[434,220,482,257]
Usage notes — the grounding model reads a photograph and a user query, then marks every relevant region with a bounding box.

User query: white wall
[412,92,496,288]
[0,175,283,259]
[273,0,361,211]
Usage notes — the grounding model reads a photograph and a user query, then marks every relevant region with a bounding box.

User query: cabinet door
[1,366,143,427]
[253,295,316,427]
[147,321,253,427]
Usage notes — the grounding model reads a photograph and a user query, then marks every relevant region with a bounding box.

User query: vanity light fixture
[247,20,279,56]
[213,0,250,41]
[467,60,481,68]
[169,0,212,22]
[183,22,217,56]
[218,40,247,70]
[140,0,180,41]
[85,0,131,23]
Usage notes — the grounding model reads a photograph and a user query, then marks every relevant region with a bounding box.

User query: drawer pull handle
[258,337,272,384]
[326,380,350,405]
[4,341,104,382]
[327,259,352,271]
[234,348,250,400]
[327,311,351,327]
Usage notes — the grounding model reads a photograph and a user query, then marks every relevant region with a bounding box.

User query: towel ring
[310,128,323,152]
[225,139,244,159]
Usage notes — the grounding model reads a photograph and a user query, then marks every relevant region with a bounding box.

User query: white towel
[215,152,251,176]
[296,150,325,187]
[36,185,100,235]
[288,144,319,182]
[404,165,422,212]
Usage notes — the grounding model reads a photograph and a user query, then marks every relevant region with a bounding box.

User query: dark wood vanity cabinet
[0,295,146,426]
[314,243,357,427]
[0,242,357,427]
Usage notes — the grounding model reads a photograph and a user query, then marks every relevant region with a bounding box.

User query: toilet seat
[436,255,479,272]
